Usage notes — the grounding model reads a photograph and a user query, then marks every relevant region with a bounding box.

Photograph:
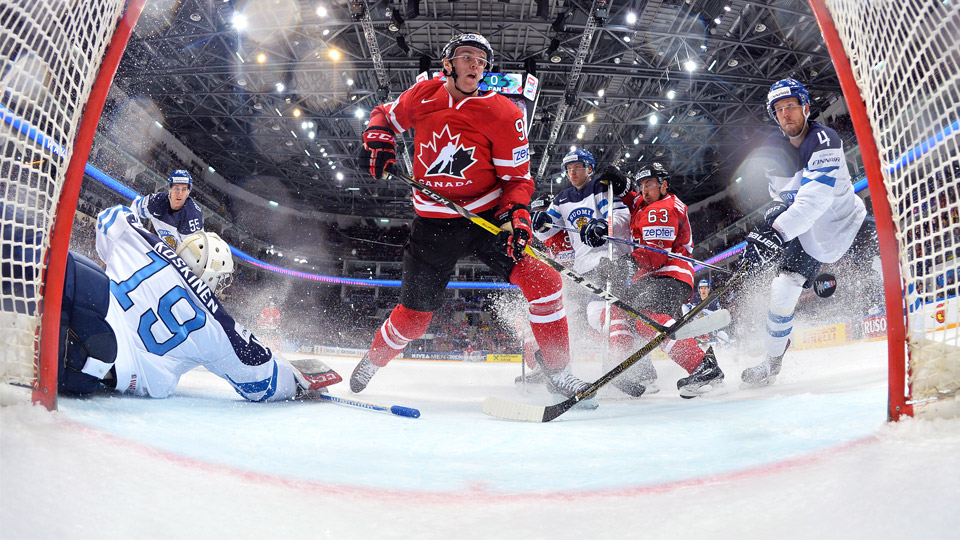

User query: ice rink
[2,339,959,539]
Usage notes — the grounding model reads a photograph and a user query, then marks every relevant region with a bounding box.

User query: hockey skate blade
[672,309,731,340]
[482,396,547,422]
[679,380,727,399]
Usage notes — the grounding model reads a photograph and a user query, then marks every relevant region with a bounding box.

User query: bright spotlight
[257,53,267,64]
[275,82,285,92]
[666,90,676,99]
[292,108,301,117]
[684,59,697,72]
[231,12,248,31]
[354,109,365,119]
[328,48,341,61]
[649,114,659,125]
[626,12,637,24]
[336,172,344,180]
[316,5,328,17]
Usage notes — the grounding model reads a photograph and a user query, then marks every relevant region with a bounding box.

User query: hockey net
[0,0,129,406]
[812,0,960,418]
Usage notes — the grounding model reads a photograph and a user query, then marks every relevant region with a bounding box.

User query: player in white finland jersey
[55,204,339,400]
[739,78,870,386]
[529,149,656,396]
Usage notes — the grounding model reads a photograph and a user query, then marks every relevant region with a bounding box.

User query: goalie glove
[596,166,631,197]
[741,223,785,271]
[496,204,532,262]
[360,125,397,179]
[579,218,608,248]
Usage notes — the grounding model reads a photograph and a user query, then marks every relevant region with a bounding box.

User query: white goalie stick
[482,264,748,422]
[388,172,730,340]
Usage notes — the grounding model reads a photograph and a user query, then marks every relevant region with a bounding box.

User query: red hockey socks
[510,258,571,370]
[634,313,704,374]
[368,304,433,367]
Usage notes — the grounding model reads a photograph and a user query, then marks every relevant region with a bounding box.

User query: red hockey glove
[632,245,670,273]
[496,205,532,262]
[360,126,397,179]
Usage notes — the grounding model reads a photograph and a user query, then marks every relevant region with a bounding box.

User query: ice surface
[2,340,959,539]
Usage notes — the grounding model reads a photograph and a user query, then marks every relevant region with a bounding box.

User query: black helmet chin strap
[445,65,479,96]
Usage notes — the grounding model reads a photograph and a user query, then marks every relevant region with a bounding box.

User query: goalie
[55,204,338,401]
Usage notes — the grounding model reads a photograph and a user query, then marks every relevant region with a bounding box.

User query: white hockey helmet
[176,231,234,296]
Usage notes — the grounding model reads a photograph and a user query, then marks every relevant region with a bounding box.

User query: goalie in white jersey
[738,78,873,386]
[55,204,339,400]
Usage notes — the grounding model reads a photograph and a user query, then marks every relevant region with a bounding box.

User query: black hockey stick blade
[482,265,747,422]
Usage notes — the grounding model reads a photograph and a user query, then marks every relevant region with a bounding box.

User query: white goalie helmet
[176,231,234,296]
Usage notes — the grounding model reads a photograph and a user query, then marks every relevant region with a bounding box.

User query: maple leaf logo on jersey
[419,125,477,179]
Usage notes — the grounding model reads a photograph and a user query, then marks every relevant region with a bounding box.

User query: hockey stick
[316,393,421,418]
[544,222,731,273]
[482,264,747,422]
[388,172,727,340]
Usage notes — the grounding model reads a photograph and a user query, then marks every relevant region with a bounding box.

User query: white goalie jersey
[95,205,300,401]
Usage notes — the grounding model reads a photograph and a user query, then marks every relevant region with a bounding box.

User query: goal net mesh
[1,0,126,393]
[824,0,960,416]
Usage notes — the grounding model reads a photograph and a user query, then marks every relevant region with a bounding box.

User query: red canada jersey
[369,78,533,218]
[630,193,695,288]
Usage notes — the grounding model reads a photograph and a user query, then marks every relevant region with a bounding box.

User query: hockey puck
[813,273,837,298]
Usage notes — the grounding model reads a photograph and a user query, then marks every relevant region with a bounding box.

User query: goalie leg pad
[369,304,433,367]
[765,271,805,359]
[59,252,117,395]
[510,258,571,371]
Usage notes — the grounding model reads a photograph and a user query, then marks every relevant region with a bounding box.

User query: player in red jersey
[352,33,594,407]
[591,163,725,397]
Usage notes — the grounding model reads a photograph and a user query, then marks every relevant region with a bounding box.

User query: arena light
[586,112,595,122]
[626,11,637,24]
[597,88,605,97]
[292,108,301,117]
[316,5,328,18]
[649,114,658,125]
[354,108,365,119]
[231,12,247,31]
[667,89,676,99]
[269,200,279,206]
[275,82,285,92]
[256,53,267,64]
[328,48,341,61]
[336,172,344,180]
[684,59,697,72]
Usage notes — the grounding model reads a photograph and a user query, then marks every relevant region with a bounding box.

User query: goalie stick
[316,393,421,418]
[388,172,729,340]
[482,264,747,422]
[543,222,731,273]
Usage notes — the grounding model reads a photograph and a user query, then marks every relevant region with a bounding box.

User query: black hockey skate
[349,353,380,393]
[515,350,548,392]
[740,354,783,387]
[677,347,724,398]
[291,358,342,399]
[543,364,598,410]
[740,339,789,387]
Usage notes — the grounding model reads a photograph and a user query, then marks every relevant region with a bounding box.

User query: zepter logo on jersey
[418,125,478,181]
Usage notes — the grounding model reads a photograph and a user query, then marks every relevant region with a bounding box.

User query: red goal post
[0,0,146,409]
[809,0,960,420]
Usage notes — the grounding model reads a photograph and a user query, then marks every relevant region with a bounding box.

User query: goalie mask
[176,231,234,296]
